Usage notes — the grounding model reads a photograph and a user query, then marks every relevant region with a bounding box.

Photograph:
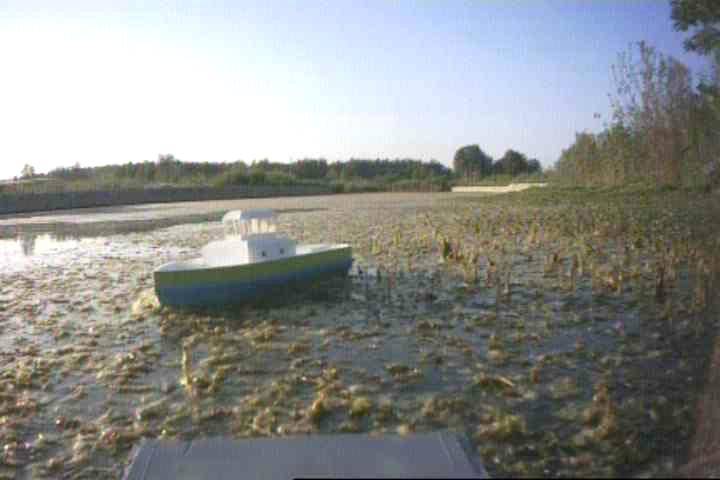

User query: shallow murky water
[0,192,718,478]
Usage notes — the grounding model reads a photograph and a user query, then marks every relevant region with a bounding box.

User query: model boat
[154,209,353,307]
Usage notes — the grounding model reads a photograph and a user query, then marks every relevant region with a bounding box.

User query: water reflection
[0,231,92,273]
[20,234,35,256]
[3,232,82,258]
[0,227,193,275]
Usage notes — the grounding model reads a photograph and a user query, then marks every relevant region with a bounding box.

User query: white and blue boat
[154,209,352,308]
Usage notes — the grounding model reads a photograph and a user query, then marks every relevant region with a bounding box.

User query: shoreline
[0,191,450,238]
[451,182,547,193]
[0,184,334,216]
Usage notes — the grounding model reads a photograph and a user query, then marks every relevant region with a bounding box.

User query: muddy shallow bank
[0,190,718,478]
[0,193,446,238]
[0,184,333,216]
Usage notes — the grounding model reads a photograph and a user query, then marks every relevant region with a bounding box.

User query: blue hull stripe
[156,259,353,307]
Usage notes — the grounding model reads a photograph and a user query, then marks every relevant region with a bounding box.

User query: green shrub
[265,172,295,186]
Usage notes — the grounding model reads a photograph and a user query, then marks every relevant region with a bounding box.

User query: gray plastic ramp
[123,431,488,479]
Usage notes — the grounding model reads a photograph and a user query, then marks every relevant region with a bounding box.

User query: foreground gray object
[123,431,488,479]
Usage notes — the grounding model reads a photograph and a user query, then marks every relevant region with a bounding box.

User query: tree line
[17,149,543,194]
[554,0,720,190]
[34,155,453,192]
[452,145,542,181]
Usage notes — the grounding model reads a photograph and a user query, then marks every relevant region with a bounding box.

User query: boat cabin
[201,209,297,266]
[222,209,277,238]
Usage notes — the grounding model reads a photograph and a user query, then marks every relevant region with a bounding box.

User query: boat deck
[156,243,347,272]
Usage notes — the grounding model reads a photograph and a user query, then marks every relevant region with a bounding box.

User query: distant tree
[328,158,449,181]
[231,161,248,174]
[36,156,450,192]
[527,158,542,174]
[212,163,250,188]
[326,161,342,179]
[453,145,493,179]
[21,164,35,179]
[496,149,529,176]
[155,154,181,182]
[292,159,329,179]
[248,169,266,185]
[671,0,720,55]
[611,42,694,186]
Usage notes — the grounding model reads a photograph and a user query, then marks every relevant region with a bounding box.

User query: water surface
[0,192,716,478]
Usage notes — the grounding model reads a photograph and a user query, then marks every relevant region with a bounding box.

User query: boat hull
[154,246,352,308]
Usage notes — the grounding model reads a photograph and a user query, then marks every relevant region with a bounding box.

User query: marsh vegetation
[0,189,718,478]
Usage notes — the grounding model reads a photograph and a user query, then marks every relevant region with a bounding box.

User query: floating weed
[349,397,373,417]
[473,371,518,397]
[474,408,527,442]
[135,397,169,422]
[2,191,719,477]
[375,396,396,423]
[308,397,329,424]
[131,289,161,318]
[396,424,414,436]
[487,349,509,365]
[548,377,580,400]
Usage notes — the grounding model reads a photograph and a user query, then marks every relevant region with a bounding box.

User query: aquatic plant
[0,189,718,477]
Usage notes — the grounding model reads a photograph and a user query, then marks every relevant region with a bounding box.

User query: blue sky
[0,0,711,179]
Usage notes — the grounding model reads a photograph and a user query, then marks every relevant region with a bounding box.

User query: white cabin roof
[222,209,276,224]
